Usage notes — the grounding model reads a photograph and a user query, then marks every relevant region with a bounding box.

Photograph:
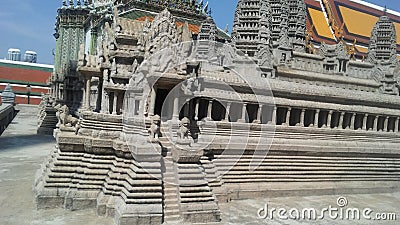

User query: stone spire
[277,0,290,48]
[198,16,217,41]
[367,14,397,64]
[256,0,272,69]
[232,0,262,57]
[288,0,307,52]
[270,0,282,43]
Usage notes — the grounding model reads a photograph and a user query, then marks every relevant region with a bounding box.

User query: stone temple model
[35,0,400,224]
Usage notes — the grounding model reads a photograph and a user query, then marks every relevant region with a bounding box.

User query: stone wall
[0,104,15,136]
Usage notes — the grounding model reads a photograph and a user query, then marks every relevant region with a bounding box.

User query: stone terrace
[0,105,399,224]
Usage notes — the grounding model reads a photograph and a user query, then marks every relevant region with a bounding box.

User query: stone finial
[62,0,68,7]
[1,84,16,105]
[69,0,74,8]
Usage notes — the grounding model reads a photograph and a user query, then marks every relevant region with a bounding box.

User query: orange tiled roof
[305,0,400,56]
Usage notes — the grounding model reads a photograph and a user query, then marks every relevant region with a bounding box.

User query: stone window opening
[108,92,115,114]
[134,100,140,116]
[366,115,375,131]
[342,113,351,129]
[331,111,340,128]
[318,110,328,128]
[387,117,396,132]
[246,104,258,123]
[304,109,314,127]
[276,107,287,125]
[211,101,226,121]
[261,105,273,124]
[354,114,364,130]
[377,116,385,131]
[229,102,242,122]
[289,108,301,126]
[197,99,209,121]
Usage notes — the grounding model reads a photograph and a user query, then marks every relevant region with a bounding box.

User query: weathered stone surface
[34,0,400,224]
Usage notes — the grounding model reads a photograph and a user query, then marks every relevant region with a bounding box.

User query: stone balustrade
[184,97,400,134]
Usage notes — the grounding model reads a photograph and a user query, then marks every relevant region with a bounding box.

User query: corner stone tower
[367,12,398,64]
[52,0,89,110]
[367,12,399,95]
[232,0,306,57]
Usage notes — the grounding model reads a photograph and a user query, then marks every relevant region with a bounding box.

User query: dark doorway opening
[155,89,170,119]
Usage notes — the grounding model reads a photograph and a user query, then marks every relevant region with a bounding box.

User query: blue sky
[0,0,398,65]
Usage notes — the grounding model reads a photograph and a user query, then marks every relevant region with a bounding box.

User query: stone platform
[0,105,399,224]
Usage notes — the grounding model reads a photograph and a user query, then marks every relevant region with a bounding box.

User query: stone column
[112,92,117,115]
[85,77,91,110]
[349,113,355,129]
[101,90,109,114]
[338,112,344,129]
[326,110,332,128]
[395,117,399,133]
[313,109,320,127]
[194,99,200,121]
[207,99,213,120]
[285,107,291,126]
[148,85,157,116]
[383,116,388,132]
[362,114,368,130]
[172,93,179,121]
[270,106,277,125]
[299,109,305,126]
[255,104,263,123]
[224,102,231,122]
[374,115,379,131]
[238,103,247,123]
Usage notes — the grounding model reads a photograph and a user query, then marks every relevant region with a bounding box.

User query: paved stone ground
[0,105,113,225]
[0,105,399,225]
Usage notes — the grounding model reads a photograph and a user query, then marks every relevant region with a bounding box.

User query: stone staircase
[159,136,182,223]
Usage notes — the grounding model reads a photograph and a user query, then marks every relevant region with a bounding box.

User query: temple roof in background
[306,0,400,58]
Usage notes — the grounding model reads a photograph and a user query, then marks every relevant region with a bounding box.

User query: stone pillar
[383,116,388,132]
[172,93,179,121]
[362,114,368,130]
[374,115,379,131]
[224,102,231,122]
[194,99,200,121]
[313,109,320,127]
[349,113,355,129]
[338,112,344,129]
[326,110,332,128]
[112,92,118,115]
[85,77,91,110]
[285,107,291,126]
[395,117,399,133]
[299,109,305,126]
[148,85,157,116]
[238,103,247,123]
[101,90,109,114]
[270,106,277,125]
[206,99,213,120]
[255,104,263,123]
